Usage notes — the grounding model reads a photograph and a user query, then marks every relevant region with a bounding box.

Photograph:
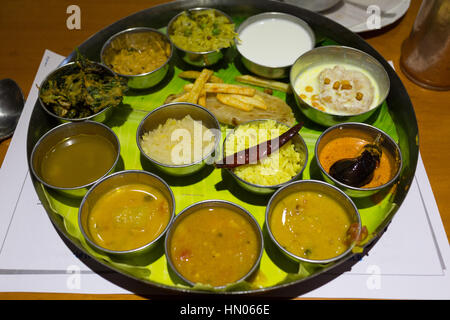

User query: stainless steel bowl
[167,7,235,67]
[315,122,403,198]
[0,78,24,141]
[290,45,390,127]
[222,119,308,195]
[136,102,221,176]
[30,121,120,198]
[265,179,361,264]
[38,62,119,123]
[100,27,173,90]
[79,170,175,257]
[235,12,315,79]
[165,199,263,288]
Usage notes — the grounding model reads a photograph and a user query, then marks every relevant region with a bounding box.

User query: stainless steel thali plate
[26,0,418,297]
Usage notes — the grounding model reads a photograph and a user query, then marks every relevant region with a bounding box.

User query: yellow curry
[169,206,260,287]
[270,191,352,260]
[87,183,170,251]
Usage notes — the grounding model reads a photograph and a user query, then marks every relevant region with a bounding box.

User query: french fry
[227,94,267,110]
[178,70,224,83]
[216,94,254,111]
[198,88,207,107]
[186,69,213,104]
[235,75,291,93]
[248,94,268,110]
[183,83,256,96]
[172,92,190,102]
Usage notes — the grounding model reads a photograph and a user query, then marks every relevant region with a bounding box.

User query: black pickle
[329,134,383,188]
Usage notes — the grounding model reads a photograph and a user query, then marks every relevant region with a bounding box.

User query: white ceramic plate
[320,0,411,33]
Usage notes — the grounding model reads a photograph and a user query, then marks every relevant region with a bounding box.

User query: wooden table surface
[0,0,448,300]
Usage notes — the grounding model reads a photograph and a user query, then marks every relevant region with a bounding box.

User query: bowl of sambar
[165,200,263,289]
[265,180,361,264]
[30,121,120,198]
[78,170,175,257]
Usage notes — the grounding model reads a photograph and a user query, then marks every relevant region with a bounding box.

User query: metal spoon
[0,79,25,141]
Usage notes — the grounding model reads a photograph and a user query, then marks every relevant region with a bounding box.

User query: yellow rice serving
[224,120,305,186]
[140,115,215,165]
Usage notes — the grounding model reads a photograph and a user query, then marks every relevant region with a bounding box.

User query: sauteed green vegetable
[39,52,127,119]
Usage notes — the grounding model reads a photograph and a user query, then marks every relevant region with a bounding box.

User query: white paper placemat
[0,50,449,299]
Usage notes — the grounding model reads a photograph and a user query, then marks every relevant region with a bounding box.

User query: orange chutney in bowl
[319,136,394,188]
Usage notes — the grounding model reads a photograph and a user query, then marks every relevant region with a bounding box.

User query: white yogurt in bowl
[236,12,315,78]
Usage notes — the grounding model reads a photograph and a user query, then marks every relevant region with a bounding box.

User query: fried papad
[165,90,295,127]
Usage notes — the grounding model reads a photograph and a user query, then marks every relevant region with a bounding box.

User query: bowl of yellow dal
[265,179,361,264]
[78,170,175,257]
[165,200,263,288]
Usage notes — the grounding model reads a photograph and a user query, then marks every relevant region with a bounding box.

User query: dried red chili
[215,122,303,169]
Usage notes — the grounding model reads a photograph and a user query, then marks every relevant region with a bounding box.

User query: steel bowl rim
[100,26,174,78]
[78,169,176,255]
[289,45,391,118]
[235,11,316,69]
[30,120,121,191]
[314,122,404,192]
[223,118,309,190]
[38,61,119,122]
[164,199,264,289]
[265,179,362,264]
[167,7,235,55]
[136,102,222,169]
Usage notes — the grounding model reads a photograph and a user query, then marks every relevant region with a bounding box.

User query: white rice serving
[140,115,215,165]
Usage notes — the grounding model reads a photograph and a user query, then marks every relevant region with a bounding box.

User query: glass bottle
[400,0,450,91]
